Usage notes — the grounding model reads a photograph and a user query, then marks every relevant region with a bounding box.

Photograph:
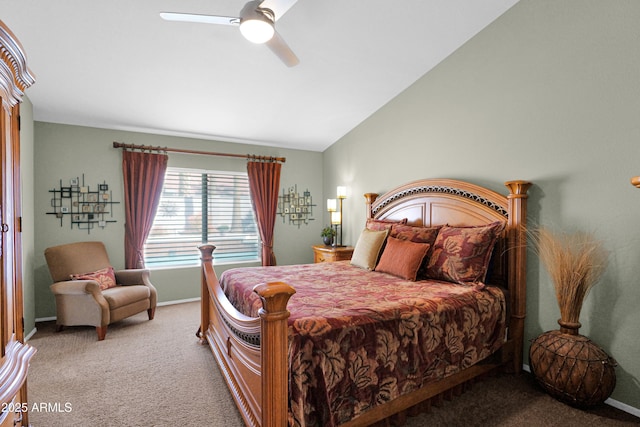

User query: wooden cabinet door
[0,94,28,427]
[0,102,19,350]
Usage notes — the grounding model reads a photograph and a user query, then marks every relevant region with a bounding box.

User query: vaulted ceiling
[1,0,519,151]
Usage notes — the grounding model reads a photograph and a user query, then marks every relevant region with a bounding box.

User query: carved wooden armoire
[0,20,36,427]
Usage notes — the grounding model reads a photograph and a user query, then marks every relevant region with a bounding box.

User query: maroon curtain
[122,150,168,268]
[247,161,281,266]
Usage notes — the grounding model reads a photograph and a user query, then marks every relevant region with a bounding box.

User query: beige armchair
[44,241,157,340]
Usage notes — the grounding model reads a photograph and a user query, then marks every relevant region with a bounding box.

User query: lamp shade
[327,199,337,212]
[337,186,347,199]
[331,211,341,225]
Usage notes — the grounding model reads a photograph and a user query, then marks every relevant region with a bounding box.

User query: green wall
[32,123,323,319]
[323,0,640,413]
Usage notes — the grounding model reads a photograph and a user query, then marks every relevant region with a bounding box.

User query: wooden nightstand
[312,245,355,263]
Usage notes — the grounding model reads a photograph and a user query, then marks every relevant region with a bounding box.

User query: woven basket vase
[529,322,617,407]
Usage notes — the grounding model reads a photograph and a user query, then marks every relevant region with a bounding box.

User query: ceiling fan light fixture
[239,1,275,44]
[239,18,274,44]
[160,0,299,66]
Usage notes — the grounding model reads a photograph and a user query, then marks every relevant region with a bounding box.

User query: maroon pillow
[426,221,506,284]
[365,218,407,232]
[71,266,117,290]
[390,223,441,245]
[375,236,431,281]
[390,224,442,280]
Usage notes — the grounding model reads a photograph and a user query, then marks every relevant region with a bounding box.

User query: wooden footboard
[199,179,531,427]
[198,244,294,427]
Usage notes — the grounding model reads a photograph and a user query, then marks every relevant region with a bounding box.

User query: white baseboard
[157,297,200,306]
[522,363,640,418]
[24,327,37,342]
[606,398,640,418]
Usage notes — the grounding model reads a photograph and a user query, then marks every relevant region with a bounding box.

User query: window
[144,167,260,268]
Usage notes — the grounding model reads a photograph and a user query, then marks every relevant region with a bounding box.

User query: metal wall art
[277,185,315,227]
[47,175,119,233]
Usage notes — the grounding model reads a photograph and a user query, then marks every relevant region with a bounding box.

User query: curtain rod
[112,141,286,163]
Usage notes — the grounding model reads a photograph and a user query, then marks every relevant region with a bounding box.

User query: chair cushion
[102,285,151,309]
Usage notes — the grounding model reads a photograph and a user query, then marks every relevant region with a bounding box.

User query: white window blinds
[144,167,260,267]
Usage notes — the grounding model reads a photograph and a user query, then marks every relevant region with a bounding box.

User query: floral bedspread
[219,261,506,427]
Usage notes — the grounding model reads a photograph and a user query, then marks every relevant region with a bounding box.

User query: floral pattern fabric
[389,223,441,244]
[365,218,407,231]
[220,261,507,427]
[426,221,505,285]
[70,266,117,290]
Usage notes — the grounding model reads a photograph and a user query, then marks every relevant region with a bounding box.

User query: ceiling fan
[160,0,300,67]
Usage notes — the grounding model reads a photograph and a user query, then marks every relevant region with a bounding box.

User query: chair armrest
[50,280,103,296]
[114,269,152,286]
[114,269,157,310]
[50,280,109,326]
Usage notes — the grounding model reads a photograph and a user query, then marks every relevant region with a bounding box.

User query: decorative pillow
[375,236,431,281]
[350,228,389,270]
[365,218,407,232]
[390,223,441,245]
[70,266,117,290]
[390,223,442,279]
[426,221,506,284]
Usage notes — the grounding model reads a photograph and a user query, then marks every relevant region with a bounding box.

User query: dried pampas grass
[533,227,608,325]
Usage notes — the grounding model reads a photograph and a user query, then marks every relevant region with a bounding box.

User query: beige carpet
[27,302,639,427]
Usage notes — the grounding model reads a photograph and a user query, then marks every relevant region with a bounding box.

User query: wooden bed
[198,178,531,427]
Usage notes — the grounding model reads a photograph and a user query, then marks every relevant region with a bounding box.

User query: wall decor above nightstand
[277,185,315,227]
[46,175,120,233]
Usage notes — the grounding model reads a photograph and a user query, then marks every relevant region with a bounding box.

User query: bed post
[364,193,378,219]
[504,180,532,374]
[198,244,215,345]
[254,282,296,427]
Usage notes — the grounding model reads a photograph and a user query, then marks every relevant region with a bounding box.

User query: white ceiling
[1,0,518,152]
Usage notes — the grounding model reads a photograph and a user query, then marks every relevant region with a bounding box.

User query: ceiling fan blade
[159,12,239,26]
[266,31,299,67]
[259,0,298,21]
